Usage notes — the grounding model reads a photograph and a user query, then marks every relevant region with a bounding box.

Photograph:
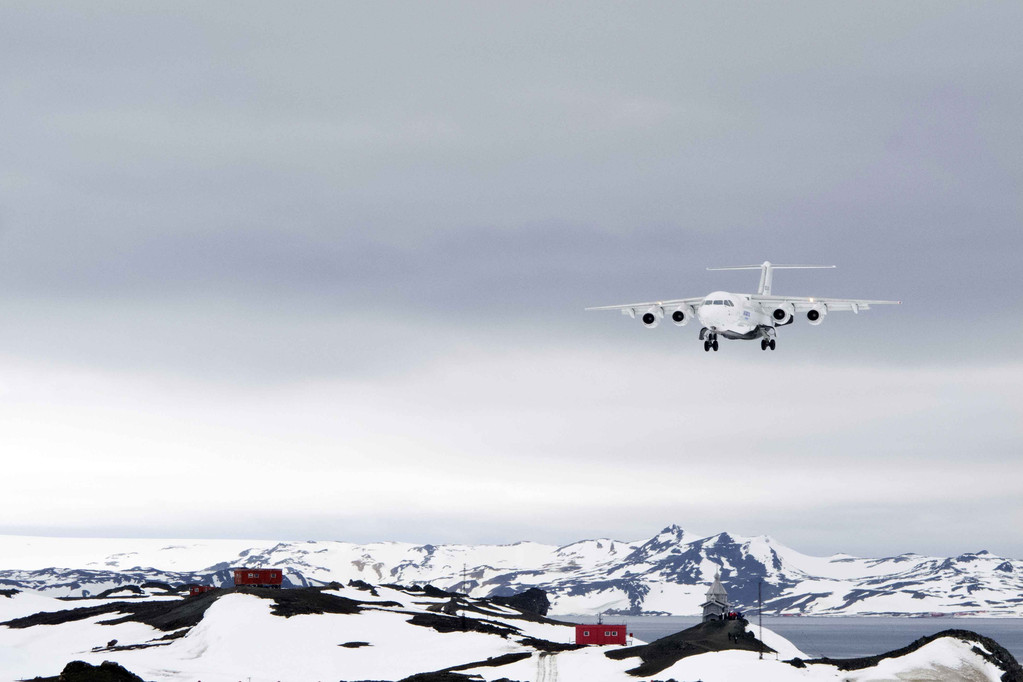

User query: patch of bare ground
[605,617,773,677]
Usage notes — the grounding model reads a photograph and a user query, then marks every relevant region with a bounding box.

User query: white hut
[701,569,730,621]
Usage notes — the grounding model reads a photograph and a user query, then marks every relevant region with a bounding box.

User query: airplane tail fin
[707,261,835,295]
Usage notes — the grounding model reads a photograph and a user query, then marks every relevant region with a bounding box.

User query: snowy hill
[1,582,1018,682]
[0,582,579,681]
[1,526,1021,616]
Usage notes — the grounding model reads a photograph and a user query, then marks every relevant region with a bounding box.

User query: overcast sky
[0,2,1020,559]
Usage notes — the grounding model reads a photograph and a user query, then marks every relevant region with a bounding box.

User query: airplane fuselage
[696,290,775,340]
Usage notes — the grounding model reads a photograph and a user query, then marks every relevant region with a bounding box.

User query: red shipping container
[233,568,284,588]
[575,624,628,646]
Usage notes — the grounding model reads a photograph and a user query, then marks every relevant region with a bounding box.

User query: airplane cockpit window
[725,300,734,307]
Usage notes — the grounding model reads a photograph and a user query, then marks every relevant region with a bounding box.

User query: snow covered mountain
[1,526,1021,616]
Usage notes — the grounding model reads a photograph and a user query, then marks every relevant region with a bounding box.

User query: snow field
[1,586,1011,682]
[467,632,1003,682]
[0,611,162,680]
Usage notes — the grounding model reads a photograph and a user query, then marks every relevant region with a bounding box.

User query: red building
[188,585,216,596]
[575,624,628,646]
[233,568,284,588]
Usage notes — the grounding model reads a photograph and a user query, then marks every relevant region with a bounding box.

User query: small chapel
[701,569,730,621]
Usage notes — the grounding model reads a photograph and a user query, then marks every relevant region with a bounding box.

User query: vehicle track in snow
[536,652,558,682]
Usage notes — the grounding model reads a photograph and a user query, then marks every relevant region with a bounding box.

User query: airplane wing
[752,295,901,313]
[585,297,706,316]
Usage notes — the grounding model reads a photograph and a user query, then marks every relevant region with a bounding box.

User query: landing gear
[760,337,777,351]
[703,332,720,352]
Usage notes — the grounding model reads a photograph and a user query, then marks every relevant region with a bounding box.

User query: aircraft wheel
[760,339,767,350]
[712,341,719,351]
[769,339,776,350]
[704,341,710,352]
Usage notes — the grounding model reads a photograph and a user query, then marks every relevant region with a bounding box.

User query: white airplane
[586,261,900,351]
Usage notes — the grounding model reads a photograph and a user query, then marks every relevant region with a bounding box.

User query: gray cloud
[0,2,1021,557]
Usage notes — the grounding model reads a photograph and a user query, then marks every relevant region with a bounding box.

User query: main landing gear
[699,329,724,351]
[760,338,776,351]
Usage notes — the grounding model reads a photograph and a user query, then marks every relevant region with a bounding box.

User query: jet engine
[671,306,691,327]
[641,308,662,328]
[807,304,827,326]
[771,303,794,325]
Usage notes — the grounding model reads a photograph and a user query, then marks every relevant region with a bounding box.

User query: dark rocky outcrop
[93,585,143,599]
[406,612,519,637]
[348,579,380,596]
[24,659,146,682]
[249,586,382,618]
[440,651,532,672]
[605,617,773,677]
[4,590,222,632]
[422,584,455,599]
[400,674,517,682]
[516,637,585,652]
[489,587,550,616]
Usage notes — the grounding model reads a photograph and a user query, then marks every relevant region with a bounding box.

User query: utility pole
[461,563,468,631]
[758,580,763,660]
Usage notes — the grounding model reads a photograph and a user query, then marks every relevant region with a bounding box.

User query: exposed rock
[606,617,773,677]
[30,660,148,682]
[489,587,550,616]
[516,637,585,652]
[348,579,380,595]
[422,584,455,599]
[94,585,143,599]
[3,591,223,632]
[407,612,518,637]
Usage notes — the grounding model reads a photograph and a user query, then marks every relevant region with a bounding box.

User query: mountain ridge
[1,526,1020,616]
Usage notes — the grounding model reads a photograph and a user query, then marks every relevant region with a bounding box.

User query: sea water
[567,615,1023,662]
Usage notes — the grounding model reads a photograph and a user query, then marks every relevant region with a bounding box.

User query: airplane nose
[700,310,718,325]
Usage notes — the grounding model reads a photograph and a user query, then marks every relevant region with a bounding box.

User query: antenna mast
[758,580,763,660]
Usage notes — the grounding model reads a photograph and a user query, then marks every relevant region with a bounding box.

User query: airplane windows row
[703,300,734,306]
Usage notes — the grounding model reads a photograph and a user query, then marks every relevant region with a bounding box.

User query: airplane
[585,261,900,351]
